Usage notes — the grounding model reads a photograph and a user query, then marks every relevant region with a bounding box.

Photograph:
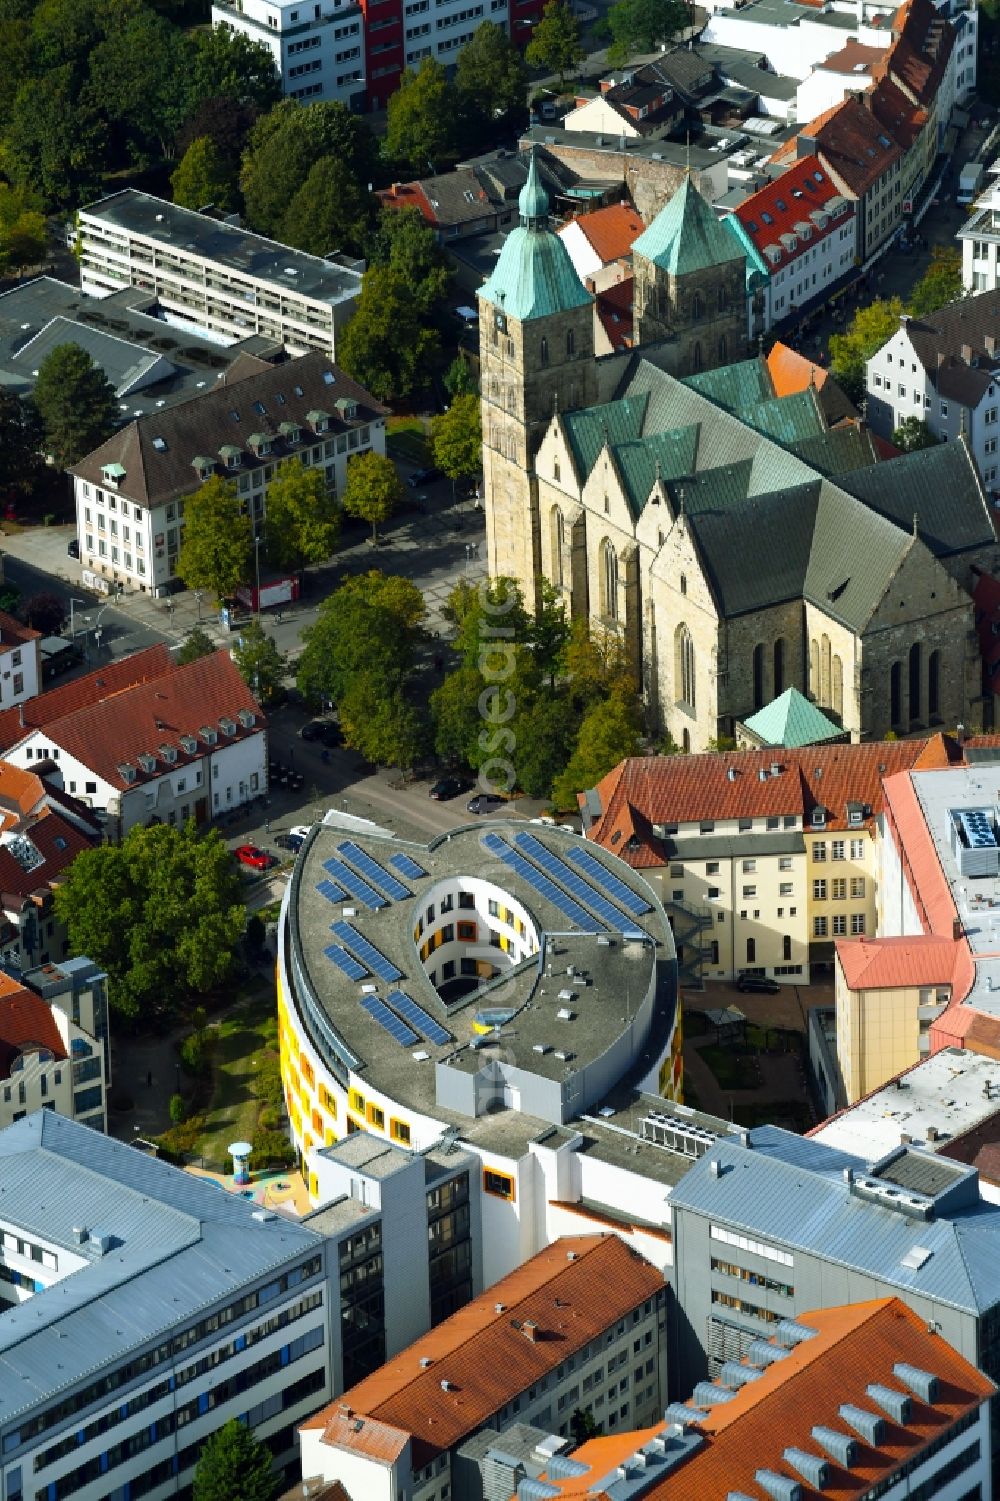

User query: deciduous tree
[239,99,377,238]
[454,20,528,134]
[551,684,643,810]
[339,671,427,768]
[339,266,439,401]
[341,449,404,544]
[443,354,477,399]
[175,475,253,601]
[21,593,65,635]
[524,0,584,87]
[32,343,116,467]
[828,296,902,404]
[171,135,234,211]
[296,570,425,708]
[84,9,191,164]
[0,390,43,494]
[193,1419,275,1501]
[606,0,689,63]
[891,415,939,451]
[176,625,217,664]
[263,456,340,576]
[368,206,450,319]
[384,57,458,171]
[54,823,247,1021]
[430,394,482,494]
[231,619,286,705]
[4,66,108,208]
[907,245,963,318]
[280,155,372,257]
[188,25,281,113]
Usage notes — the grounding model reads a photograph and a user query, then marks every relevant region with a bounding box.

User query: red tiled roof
[315,1236,662,1468]
[890,0,954,106]
[0,611,40,651]
[0,981,66,1079]
[373,182,437,226]
[836,933,959,990]
[314,1412,410,1465]
[564,203,644,265]
[869,76,927,150]
[817,39,886,74]
[19,650,264,793]
[767,341,832,397]
[0,806,96,908]
[736,158,853,269]
[596,277,634,351]
[775,96,903,197]
[0,646,172,753]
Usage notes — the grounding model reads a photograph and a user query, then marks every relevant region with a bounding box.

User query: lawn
[386,415,431,466]
[697,1043,759,1092]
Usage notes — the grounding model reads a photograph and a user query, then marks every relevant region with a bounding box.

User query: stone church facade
[479,154,997,749]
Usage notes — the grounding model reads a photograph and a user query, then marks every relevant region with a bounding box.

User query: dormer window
[102,463,126,489]
[219,716,237,736]
[279,422,302,445]
[247,432,271,458]
[137,752,157,774]
[160,744,178,764]
[219,445,242,470]
[812,806,827,828]
[237,708,256,729]
[118,762,137,783]
[306,409,331,434]
[180,734,197,754]
[192,455,216,479]
[335,397,358,421]
[200,725,218,745]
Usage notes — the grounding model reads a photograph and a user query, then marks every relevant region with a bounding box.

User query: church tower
[478,150,597,601]
[632,176,748,375]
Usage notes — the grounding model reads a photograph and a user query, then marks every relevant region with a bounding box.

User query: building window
[601,539,618,622]
[813,917,828,937]
[676,624,695,709]
[540,337,549,366]
[483,1168,515,1200]
[752,643,765,711]
[928,649,940,717]
[746,938,756,963]
[832,914,847,936]
[773,637,785,697]
[851,913,866,934]
[813,880,827,900]
[890,661,902,725]
[908,641,921,720]
[812,843,827,862]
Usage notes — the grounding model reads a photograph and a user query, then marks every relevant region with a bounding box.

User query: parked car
[234,844,276,870]
[467,792,506,814]
[300,719,342,747]
[407,467,441,488]
[430,775,473,800]
[736,972,780,995]
[67,538,80,559]
[273,832,304,853]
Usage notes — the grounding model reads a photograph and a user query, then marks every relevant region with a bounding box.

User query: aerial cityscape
[1,0,1000,1495]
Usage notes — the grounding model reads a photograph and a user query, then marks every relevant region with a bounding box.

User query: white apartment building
[0,965,109,1136]
[77,190,363,359]
[0,1112,333,1501]
[865,294,1000,489]
[69,350,385,596]
[212,0,367,106]
[960,183,1000,294]
[0,614,40,717]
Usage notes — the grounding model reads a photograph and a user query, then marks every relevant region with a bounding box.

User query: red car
[234,844,275,870]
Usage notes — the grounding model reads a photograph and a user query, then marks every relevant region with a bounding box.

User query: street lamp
[69,597,88,640]
[195,590,203,623]
[253,534,263,619]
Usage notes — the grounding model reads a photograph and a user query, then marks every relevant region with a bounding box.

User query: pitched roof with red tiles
[0,806,96,909]
[596,277,634,351]
[835,933,960,990]
[314,1236,662,1468]
[891,0,954,106]
[0,611,40,652]
[736,158,853,271]
[0,645,172,754]
[767,341,832,398]
[563,203,644,265]
[775,96,902,197]
[528,1299,994,1501]
[869,75,927,150]
[21,650,264,794]
[817,39,886,74]
[583,741,925,866]
[374,181,437,226]
[0,981,67,1079]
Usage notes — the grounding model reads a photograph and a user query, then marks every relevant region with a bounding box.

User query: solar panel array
[388,990,451,1047]
[324,944,367,981]
[331,921,402,982]
[316,878,346,904]
[514,831,632,930]
[390,852,428,880]
[361,993,418,1047]
[482,832,601,931]
[339,841,411,901]
[567,845,651,916]
[322,857,386,909]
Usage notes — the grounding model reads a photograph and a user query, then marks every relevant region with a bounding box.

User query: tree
[263,457,340,576]
[171,135,234,211]
[297,570,425,708]
[551,684,643,809]
[530,579,571,689]
[21,593,66,635]
[443,354,477,400]
[176,475,253,601]
[31,343,116,467]
[891,415,939,452]
[188,25,281,113]
[384,58,458,172]
[0,199,46,275]
[193,1418,275,1501]
[454,20,528,134]
[606,0,689,63]
[525,0,584,87]
[239,99,378,238]
[561,618,634,708]
[431,664,485,767]
[339,265,440,401]
[84,9,191,166]
[828,296,902,404]
[54,822,246,1021]
[511,692,580,796]
[3,66,108,208]
[368,206,451,320]
[176,96,259,182]
[177,625,217,664]
[341,449,404,544]
[339,671,427,768]
[0,390,43,494]
[430,394,482,495]
[169,1093,186,1125]
[444,575,530,669]
[231,620,286,705]
[280,155,372,258]
[907,245,963,318]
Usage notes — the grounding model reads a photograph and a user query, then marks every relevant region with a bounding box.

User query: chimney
[953,916,964,941]
[926,1125,939,1143]
[937,351,945,370]
[339,1404,352,1418]
[986,333,997,357]
[900,1132,912,1144]
[961,343,974,365]
[523,1321,539,1342]
[391,182,400,197]
[797,133,818,159]
[18,703,24,730]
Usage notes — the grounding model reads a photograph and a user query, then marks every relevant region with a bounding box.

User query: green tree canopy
[83,8,190,165]
[551,684,643,810]
[263,456,340,575]
[3,65,108,207]
[231,619,286,705]
[175,475,253,600]
[443,354,477,399]
[0,389,43,494]
[384,57,458,172]
[907,245,963,318]
[239,99,378,238]
[339,671,427,768]
[368,206,451,320]
[454,19,528,135]
[21,592,66,635]
[31,343,116,467]
[341,449,404,543]
[444,575,530,669]
[430,394,482,490]
[54,822,247,1022]
[828,296,903,405]
[606,0,688,62]
[296,569,425,708]
[281,155,373,257]
[176,624,217,665]
[176,96,259,180]
[188,24,281,113]
[524,0,584,86]
[171,135,234,211]
[430,663,486,767]
[511,692,580,797]
[891,415,939,452]
[339,265,440,401]
[192,1418,275,1501]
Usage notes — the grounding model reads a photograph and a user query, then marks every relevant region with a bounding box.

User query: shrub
[180,1031,211,1076]
[169,1093,187,1125]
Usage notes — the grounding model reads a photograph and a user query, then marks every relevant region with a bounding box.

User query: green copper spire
[519,146,549,227]
[632,175,746,276]
[479,149,591,322]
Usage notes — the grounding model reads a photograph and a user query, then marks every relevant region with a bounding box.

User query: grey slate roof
[903,295,1000,406]
[836,440,996,557]
[0,1112,321,1425]
[671,1126,1000,1316]
[687,482,822,616]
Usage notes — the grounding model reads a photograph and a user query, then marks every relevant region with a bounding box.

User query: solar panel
[482,832,601,931]
[338,841,411,900]
[316,878,346,903]
[331,921,402,982]
[322,857,386,909]
[390,852,428,880]
[361,993,418,1046]
[388,990,451,1047]
[513,831,633,930]
[567,845,651,916]
[324,944,367,980]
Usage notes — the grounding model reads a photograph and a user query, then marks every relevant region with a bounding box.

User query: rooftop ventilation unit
[951,806,1000,877]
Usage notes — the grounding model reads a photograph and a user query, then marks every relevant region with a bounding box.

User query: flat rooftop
[0,277,280,419]
[80,190,363,308]
[717,0,856,29]
[522,123,793,171]
[813,1048,1000,1162]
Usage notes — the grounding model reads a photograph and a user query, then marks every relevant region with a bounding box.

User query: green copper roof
[722,213,770,291]
[632,175,746,276]
[743,687,844,748]
[684,358,772,414]
[480,148,592,323]
[611,426,699,518]
[746,390,826,448]
[519,148,549,224]
[561,393,649,482]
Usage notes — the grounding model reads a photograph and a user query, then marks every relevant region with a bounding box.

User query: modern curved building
[277,817,682,1284]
